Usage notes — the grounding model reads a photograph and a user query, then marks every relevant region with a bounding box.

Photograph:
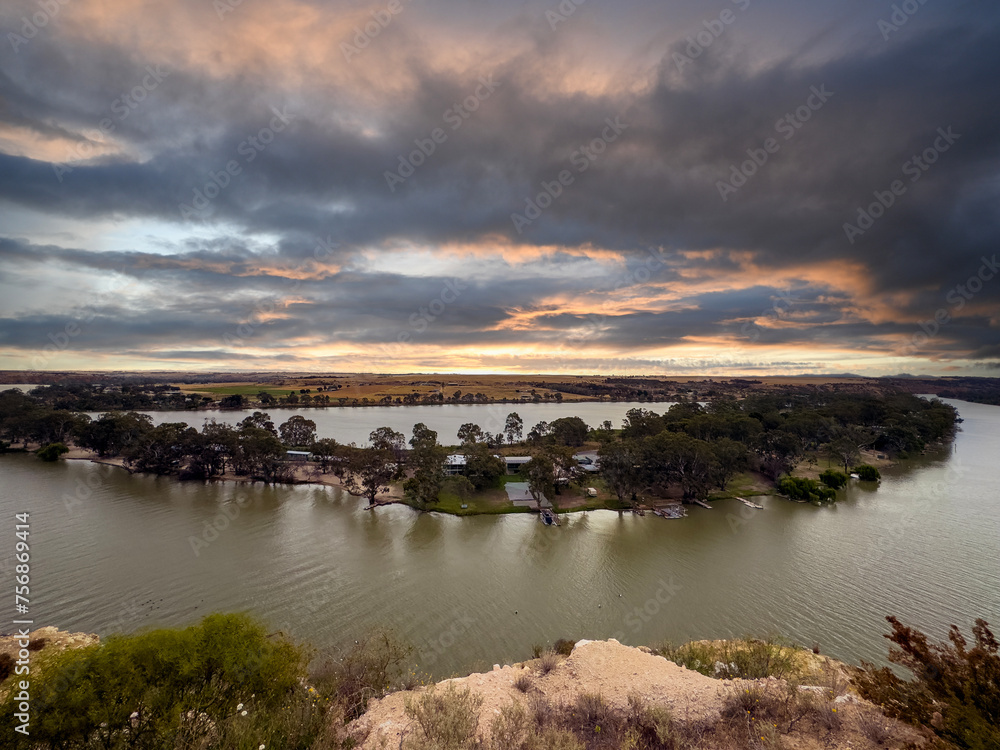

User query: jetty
[653,505,687,519]
[692,499,713,509]
[736,496,764,510]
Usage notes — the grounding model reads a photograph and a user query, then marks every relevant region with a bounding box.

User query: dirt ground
[350,639,925,750]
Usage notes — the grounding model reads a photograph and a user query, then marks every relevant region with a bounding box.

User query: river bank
[40,442,899,518]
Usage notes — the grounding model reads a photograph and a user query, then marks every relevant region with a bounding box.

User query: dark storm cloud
[1,0,998,370]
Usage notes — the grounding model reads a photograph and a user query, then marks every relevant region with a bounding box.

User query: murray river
[1,397,997,677]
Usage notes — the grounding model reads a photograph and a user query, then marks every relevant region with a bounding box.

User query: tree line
[596,392,957,505]
[0,387,958,507]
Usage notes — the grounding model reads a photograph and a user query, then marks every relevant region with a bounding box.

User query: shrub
[489,701,528,750]
[403,683,483,750]
[574,692,611,729]
[854,706,894,745]
[853,616,1000,749]
[818,469,848,489]
[776,475,836,502]
[0,652,13,682]
[36,442,69,462]
[854,464,881,481]
[553,638,576,656]
[658,637,796,680]
[27,638,47,652]
[524,727,585,750]
[628,693,675,746]
[310,626,412,719]
[721,681,784,723]
[0,613,307,749]
[514,673,533,693]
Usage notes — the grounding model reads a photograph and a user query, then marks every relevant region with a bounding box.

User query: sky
[0,0,998,376]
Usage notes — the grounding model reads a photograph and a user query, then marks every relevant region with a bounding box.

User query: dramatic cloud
[1,0,998,374]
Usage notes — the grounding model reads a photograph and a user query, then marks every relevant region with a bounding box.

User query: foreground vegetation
[2,612,996,749]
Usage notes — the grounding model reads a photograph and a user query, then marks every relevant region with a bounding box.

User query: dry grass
[514,673,534,693]
[537,651,560,676]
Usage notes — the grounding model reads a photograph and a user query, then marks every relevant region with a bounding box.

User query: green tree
[405,424,447,507]
[819,468,848,489]
[457,422,484,445]
[855,464,881,481]
[278,415,317,447]
[526,421,550,444]
[79,411,153,457]
[186,420,236,479]
[239,411,277,436]
[219,393,246,409]
[232,425,290,483]
[504,412,523,444]
[464,442,506,490]
[36,442,69,462]
[125,422,197,475]
[370,427,406,471]
[550,416,589,447]
[710,437,749,490]
[598,440,640,506]
[344,446,397,507]
[310,437,342,474]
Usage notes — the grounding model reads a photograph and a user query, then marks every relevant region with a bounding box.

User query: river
[1,398,997,678]
[101,400,675,445]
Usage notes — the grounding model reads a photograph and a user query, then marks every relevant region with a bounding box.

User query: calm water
[109,401,674,445]
[1,399,998,677]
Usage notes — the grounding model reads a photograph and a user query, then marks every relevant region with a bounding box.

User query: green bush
[818,469,848,489]
[36,442,69,461]
[553,638,576,656]
[0,613,307,749]
[656,636,796,680]
[853,616,1000,750]
[776,475,836,502]
[854,464,881,481]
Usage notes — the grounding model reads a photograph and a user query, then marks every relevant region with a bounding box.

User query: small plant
[537,651,559,675]
[854,705,894,745]
[403,683,483,750]
[574,692,610,729]
[489,701,528,750]
[27,638,47,652]
[514,673,533,693]
[531,643,544,659]
[628,693,675,746]
[0,653,13,682]
[523,727,585,750]
[553,638,576,656]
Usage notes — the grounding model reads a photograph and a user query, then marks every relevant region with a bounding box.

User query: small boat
[850,473,860,479]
